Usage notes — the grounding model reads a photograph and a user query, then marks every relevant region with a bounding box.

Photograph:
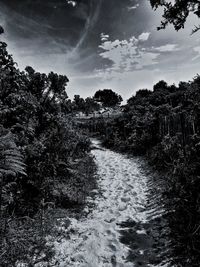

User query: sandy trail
[52,139,170,267]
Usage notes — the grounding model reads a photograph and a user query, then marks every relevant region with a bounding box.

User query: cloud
[97,33,184,88]
[154,44,180,52]
[66,1,77,7]
[138,32,150,41]
[98,33,160,74]
[99,36,138,72]
[127,4,139,11]
[192,46,200,61]
[100,33,110,42]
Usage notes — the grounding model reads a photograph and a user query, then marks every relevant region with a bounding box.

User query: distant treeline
[82,78,200,266]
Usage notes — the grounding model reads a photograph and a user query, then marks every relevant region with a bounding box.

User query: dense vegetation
[0,31,95,266]
[83,78,200,266]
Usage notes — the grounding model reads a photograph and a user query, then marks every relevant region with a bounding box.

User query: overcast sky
[0,0,200,101]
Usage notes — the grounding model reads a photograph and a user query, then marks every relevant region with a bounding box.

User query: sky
[0,0,200,102]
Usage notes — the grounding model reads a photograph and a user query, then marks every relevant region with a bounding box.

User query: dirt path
[52,139,172,267]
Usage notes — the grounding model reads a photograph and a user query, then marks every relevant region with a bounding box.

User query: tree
[73,95,85,112]
[94,89,123,107]
[153,80,168,92]
[150,0,200,33]
[135,89,152,98]
[84,97,100,115]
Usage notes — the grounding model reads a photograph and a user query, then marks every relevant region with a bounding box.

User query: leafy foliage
[94,89,123,107]
[71,95,100,115]
[0,27,95,265]
[150,0,200,33]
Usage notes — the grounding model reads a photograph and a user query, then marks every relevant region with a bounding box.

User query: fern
[0,129,26,177]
